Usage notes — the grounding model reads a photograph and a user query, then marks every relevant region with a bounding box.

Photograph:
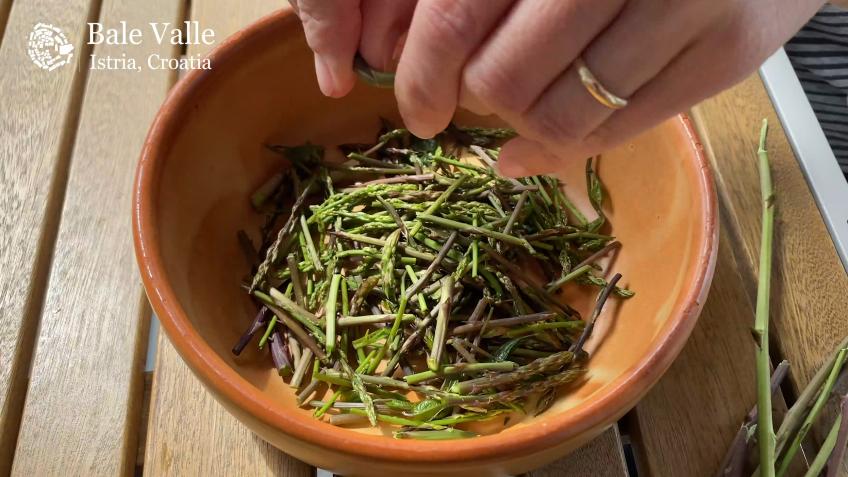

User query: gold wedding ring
[575,57,628,110]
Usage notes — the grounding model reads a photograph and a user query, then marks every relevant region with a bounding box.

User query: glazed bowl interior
[136,10,715,472]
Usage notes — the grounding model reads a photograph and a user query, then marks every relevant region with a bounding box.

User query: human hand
[287,0,416,97]
[291,0,825,177]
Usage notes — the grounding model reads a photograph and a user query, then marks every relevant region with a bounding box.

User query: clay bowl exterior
[133,9,717,477]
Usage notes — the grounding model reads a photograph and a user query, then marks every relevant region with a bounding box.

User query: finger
[516,0,709,145]
[496,137,558,178]
[583,30,776,157]
[395,0,514,138]
[460,0,625,120]
[297,0,362,97]
[359,0,417,72]
[495,1,714,177]
[500,22,773,177]
[584,0,826,153]
[286,0,300,15]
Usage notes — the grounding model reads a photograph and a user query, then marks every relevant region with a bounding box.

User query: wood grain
[526,426,628,477]
[694,74,848,467]
[631,218,760,476]
[694,74,848,393]
[9,1,182,475]
[138,372,154,469]
[0,1,98,473]
[142,2,312,476]
[0,0,13,48]
[144,336,313,477]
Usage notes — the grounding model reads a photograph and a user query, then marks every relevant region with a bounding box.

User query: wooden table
[2,1,847,476]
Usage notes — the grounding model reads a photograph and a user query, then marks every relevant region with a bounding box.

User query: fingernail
[400,112,438,139]
[314,55,336,97]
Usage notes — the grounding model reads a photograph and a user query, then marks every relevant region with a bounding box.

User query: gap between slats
[0,0,104,473]
[0,0,13,49]
[7,0,188,474]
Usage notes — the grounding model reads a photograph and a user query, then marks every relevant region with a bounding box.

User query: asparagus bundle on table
[717,120,848,476]
[233,123,632,439]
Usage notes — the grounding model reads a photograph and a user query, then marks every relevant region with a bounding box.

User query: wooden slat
[526,426,628,477]
[0,1,98,473]
[694,74,848,466]
[8,0,182,475]
[695,75,848,391]
[630,74,848,475]
[144,336,313,476]
[632,219,759,476]
[141,2,312,475]
[0,0,13,47]
[137,372,154,469]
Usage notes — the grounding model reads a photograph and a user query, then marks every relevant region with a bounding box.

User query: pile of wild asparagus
[233,123,631,439]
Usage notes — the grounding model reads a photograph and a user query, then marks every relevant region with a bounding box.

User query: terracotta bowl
[133,9,717,477]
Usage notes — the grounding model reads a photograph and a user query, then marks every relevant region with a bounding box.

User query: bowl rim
[133,8,718,465]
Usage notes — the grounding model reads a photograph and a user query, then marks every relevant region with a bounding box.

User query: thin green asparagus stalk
[287,254,306,307]
[377,195,408,238]
[776,348,848,476]
[337,314,417,326]
[753,118,777,477]
[394,429,478,440]
[448,366,585,407]
[256,298,326,360]
[418,213,535,253]
[802,411,843,477]
[574,241,621,269]
[503,321,583,338]
[325,274,342,354]
[405,232,457,300]
[775,336,848,456]
[264,289,323,337]
[409,175,469,237]
[314,389,344,418]
[349,152,405,168]
[404,265,429,311]
[340,278,349,316]
[429,276,454,371]
[339,356,377,426]
[451,338,477,363]
[451,312,558,335]
[344,408,440,428]
[572,273,622,355]
[405,361,517,385]
[250,179,316,291]
[451,350,575,394]
[381,229,402,302]
[503,191,528,236]
[545,265,592,293]
[471,216,479,278]
[290,348,314,388]
[334,231,437,261]
[826,396,848,477]
[371,293,409,375]
[257,316,277,349]
[300,215,324,273]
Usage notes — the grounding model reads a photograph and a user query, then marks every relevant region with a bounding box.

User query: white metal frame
[760,48,848,273]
